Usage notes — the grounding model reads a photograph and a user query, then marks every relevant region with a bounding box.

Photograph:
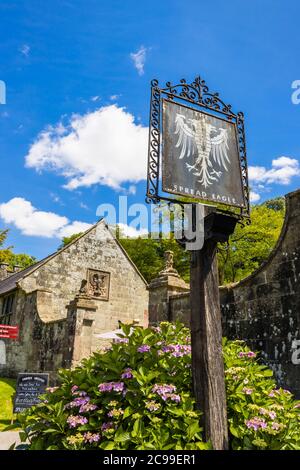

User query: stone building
[0,219,148,379]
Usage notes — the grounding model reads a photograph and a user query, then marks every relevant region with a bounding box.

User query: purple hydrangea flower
[70,385,87,397]
[245,417,267,431]
[64,396,90,410]
[101,422,115,432]
[169,393,181,403]
[98,382,125,393]
[79,403,98,413]
[66,415,88,428]
[137,345,151,353]
[115,338,129,344]
[238,351,256,358]
[158,344,191,357]
[152,384,179,402]
[84,432,100,443]
[121,368,133,379]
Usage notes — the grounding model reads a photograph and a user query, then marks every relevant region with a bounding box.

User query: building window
[0,294,15,325]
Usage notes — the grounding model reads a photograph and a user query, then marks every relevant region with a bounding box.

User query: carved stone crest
[87,269,110,300]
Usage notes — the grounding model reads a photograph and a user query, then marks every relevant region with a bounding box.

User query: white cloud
[0,197,91,239]
[117,223,148,238]
[248,157,300,185]
[110,94,120,101]
[91,96,100,102]
[58,220,92,238]
[25,105,148,191]
[249,191,261,203]
[79,202,89,210]
[130,46,147,76]
[20,44,30,57]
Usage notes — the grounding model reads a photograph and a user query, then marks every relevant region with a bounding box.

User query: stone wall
[149,189,300,398]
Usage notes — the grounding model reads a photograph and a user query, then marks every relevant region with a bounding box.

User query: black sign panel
[162,100,246,208]
[13,373,49,413]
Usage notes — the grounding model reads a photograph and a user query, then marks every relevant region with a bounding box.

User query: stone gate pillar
[148,250,189,325]
[64,291,97,368]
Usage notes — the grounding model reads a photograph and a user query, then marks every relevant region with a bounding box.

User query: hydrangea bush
[224,339,300,450]
[16,322,300,450]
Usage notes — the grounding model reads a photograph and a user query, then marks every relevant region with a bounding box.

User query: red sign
[0,324,19,340]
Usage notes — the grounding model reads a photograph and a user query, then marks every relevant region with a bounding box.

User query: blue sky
[1,0,300,260]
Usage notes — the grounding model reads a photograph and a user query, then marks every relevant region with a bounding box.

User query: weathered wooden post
[146,76,250,450]
[190,208,237,449]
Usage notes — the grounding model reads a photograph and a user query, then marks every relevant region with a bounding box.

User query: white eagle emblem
[174,113,230,188]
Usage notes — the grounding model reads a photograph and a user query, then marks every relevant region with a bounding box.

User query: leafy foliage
[224,338,300,450]
[58,233,83,250]
[17,322,300,450]
[0,378,17,431]
[119,236,190,283]
[0,229,36,269]
[18,323,208,450]
[218,202,284,284]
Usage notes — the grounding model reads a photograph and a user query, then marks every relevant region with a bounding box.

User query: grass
[0,377,18,431]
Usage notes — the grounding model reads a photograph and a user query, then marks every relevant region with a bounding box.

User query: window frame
[0,293,15,325]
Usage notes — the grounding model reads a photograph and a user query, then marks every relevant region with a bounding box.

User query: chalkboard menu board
[14,373,49,413]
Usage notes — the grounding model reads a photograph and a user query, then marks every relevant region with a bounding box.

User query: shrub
[17,322,300,450]
[223,338,300,450]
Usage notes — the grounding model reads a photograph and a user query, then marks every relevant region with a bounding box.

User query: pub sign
[146,76,250,219]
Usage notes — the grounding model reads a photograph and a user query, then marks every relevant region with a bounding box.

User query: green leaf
[100,441,115,450]
[114,427,131,443]
[229,425,240,438]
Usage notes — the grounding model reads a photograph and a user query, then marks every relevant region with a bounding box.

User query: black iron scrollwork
[146,76,250,219]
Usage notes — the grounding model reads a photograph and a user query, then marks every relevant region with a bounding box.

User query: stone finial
[0,262,9,269]
[0,263,9,281]
[159,250,179,278]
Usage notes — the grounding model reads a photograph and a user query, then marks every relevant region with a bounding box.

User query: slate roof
[0,257,50,296]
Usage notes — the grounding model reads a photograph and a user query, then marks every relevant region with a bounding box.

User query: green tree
[58,233,83,250]
[0,229,36,270]
[218,201,284,284]
[119,235,190,283]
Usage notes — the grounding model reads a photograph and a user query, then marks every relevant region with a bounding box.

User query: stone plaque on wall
[87,269,110,300]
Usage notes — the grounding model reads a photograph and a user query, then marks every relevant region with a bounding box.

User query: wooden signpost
[146,76,250,449]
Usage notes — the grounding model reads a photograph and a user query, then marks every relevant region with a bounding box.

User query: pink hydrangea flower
[246,417,267,431]
[84,432,100,443]
[242,387,253,395]
[67,415,88,428]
